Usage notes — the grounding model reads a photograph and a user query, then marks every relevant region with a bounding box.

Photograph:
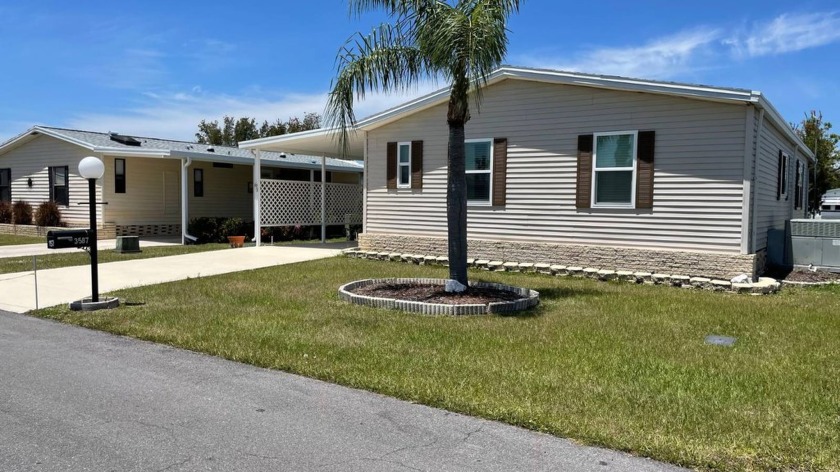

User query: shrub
[220,217,248,239]
[188,217,223,244]
[12,200,33,225]
[0,200,11,224]
[35,201,63,227]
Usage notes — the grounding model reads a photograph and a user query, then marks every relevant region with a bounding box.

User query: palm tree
[327,0,522,289]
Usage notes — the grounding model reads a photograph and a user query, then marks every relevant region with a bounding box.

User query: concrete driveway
[0,311,685,472]
[0,245,344,313]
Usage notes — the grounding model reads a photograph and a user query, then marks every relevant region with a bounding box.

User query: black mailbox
[47,230,91,249]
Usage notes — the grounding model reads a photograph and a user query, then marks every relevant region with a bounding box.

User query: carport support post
[253,149,261,247]
[321,154,326,243]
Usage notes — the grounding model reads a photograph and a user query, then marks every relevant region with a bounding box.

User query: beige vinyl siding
[366,79,748,253]
[752,118,805,251]
[0,135,102,226]
[187,163,252,219]
[102,156,182,225]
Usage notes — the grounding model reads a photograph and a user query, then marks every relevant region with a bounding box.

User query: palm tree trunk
[447,120,468,286]
[446,78,470,287]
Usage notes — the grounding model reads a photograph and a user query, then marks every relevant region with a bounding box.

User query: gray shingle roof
[34,126,363,171]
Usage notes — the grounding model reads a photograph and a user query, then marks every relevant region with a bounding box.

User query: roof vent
[109,133,142,146]
[207,146,215,152]
[279,152,287,158]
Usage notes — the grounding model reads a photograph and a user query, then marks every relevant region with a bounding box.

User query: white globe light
[79,156,105,179]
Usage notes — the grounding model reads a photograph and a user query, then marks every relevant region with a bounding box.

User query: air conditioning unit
[789,219,840,270]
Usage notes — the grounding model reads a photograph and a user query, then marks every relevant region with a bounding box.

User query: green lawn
[33,258,840,471]
[0,234,45,246]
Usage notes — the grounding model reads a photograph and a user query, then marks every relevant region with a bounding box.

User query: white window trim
[591,130,638,209]
[397,142,411,188]
[466,138,494,206]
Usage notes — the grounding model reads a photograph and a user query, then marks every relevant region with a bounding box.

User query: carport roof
[0,126,364,172]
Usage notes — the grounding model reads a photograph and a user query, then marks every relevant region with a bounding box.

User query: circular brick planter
[338,278,539,315]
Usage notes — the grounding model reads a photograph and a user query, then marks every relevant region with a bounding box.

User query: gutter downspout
[181,157,193,245]
[750,109,766,256]
[252,149,261,247]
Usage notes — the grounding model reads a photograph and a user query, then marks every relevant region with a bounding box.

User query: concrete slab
[0,245,342,313]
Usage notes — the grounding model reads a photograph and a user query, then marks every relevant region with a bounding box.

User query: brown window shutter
[386,142,397,190]
[776,150,783,201]
[411,140,423,190]
[492,137,508,206]
[576,134,594,209]
[636,130,655,209]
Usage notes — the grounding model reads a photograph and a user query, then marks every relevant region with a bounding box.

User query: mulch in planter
[766,267,840,283]
[352,282,522,305]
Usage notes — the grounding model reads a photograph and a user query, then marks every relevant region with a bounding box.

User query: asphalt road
[0,311,685,472]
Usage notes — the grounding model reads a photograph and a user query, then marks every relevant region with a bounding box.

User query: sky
[1,0,839,143]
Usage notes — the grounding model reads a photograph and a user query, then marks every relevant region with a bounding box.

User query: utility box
[116,236,141,253]
[47,229,91,249]
[789,219,840,270]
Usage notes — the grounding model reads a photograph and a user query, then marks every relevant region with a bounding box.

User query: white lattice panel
[260,179,362,226]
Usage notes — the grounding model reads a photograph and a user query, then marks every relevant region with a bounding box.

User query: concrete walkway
[0,245,344,313]
[0,311,685,472]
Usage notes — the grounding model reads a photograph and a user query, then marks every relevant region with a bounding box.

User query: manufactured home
[0,126,363,241]
[241,66,814,279]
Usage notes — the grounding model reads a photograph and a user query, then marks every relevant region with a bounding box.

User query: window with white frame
[397,142,411,187]
[49,166,69,206]
[592,131,636,207]
[466,139,492,204]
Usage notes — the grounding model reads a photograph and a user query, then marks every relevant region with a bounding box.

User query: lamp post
[78,156,104,302]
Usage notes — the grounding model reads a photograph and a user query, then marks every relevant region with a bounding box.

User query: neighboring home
[241,66,814,279]
[0,126,363,242]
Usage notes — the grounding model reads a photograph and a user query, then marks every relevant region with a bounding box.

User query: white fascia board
[170,150,252,164]
[353,66,761,131]
[94,147,171,158]
[32,126,98,150]
[754,94,816,163]
[500,67,757,103]
[239,127,333,149]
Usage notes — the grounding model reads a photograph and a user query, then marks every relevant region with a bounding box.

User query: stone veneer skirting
[0,223,116,240]
[358,233,760,281]
[116,224,182,237]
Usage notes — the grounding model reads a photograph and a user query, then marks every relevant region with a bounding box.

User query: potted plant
[221,218,247,248]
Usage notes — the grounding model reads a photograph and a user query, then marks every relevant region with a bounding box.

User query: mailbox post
[79,156,105,302]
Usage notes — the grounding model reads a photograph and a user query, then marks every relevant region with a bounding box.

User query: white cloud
[64,80,441,141]
[725,12,840,57]
[519,28,721,79]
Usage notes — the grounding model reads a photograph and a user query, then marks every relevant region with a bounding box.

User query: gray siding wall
[752,117,808,251]
[366,79,748,253]
[0,135,103,225]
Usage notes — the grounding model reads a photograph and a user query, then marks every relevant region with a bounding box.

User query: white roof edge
[239,127,344,149]
[93,146,171,157]
[354,66,760,131]
[753,94,816,162]
[0,126,99,154]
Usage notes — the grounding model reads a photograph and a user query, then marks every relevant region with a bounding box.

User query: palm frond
[325,22,432,157]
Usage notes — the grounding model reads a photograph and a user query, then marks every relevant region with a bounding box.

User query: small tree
[794,111,840,212]
[326,0,522,288]
[0,200,12,224]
